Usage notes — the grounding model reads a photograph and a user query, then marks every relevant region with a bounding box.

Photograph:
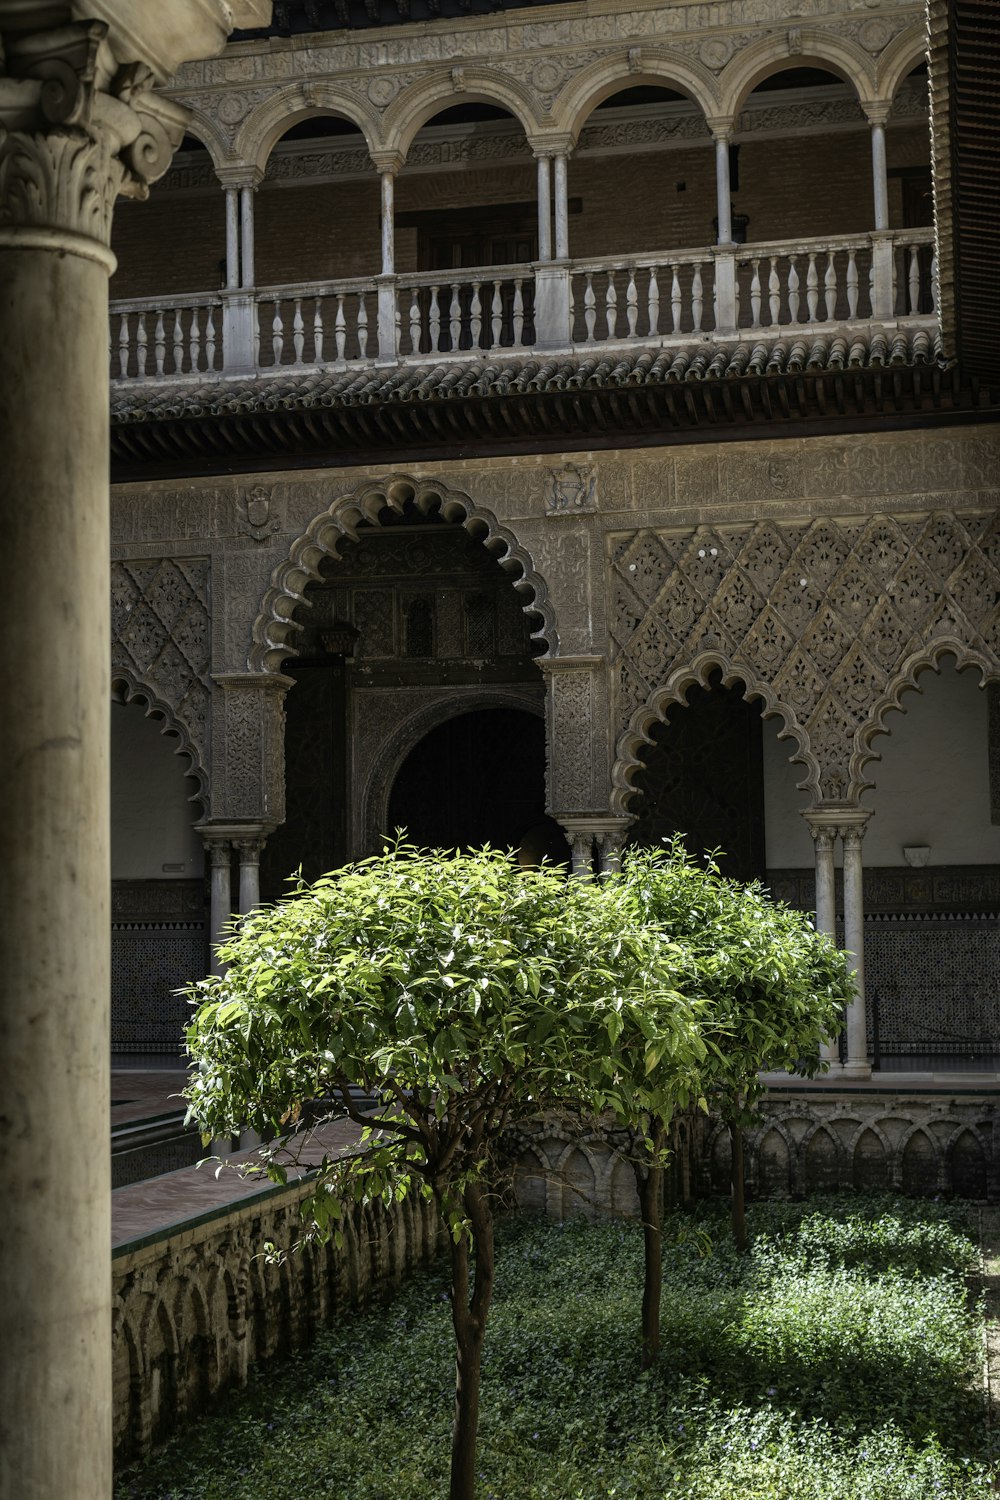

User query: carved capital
[0,14,192,251]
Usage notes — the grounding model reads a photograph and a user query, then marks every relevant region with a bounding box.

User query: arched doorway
[386,706,555,854]
[626,674,766,882]
[260,496,551,897]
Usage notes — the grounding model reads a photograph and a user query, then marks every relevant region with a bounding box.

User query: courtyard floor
[116,1196,998,1500]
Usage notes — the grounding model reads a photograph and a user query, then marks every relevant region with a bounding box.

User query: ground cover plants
[116,1195,994,1500]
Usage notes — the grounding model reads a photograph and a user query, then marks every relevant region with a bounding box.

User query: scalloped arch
[718,29,877,118]
[111,667,208,807]
[847,638,997,802]
[249,475,557,673]
[235,82,383,174]
[876,23,929,105]
[359,689,544,856]
[384,68,543,159]
[554,51,719,141]
[610,650,818,818]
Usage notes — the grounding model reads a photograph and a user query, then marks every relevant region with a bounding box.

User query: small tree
[184,846,705,1500]
[608,842,850,1360]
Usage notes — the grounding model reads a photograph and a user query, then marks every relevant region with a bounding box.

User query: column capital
[217,163,264,191]
[369,147,404,176]
[706,115,736,142]
[863,102,892,127]
[528,133,575,159]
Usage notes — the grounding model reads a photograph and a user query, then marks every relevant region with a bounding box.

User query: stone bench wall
[112,1178,446,1464]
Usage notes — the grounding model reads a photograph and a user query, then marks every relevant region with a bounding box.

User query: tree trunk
[729,1122,748,1255]
[448,1184,495,1500]
[635,1124,667,1368]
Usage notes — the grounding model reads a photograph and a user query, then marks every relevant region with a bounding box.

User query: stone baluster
[449,282,462,349]
[334,293,347,363]
[172,307,184,372]
[429,286,441,352]
[806,253,819,321]
[768,258,781,325]
[206,305,218,369]
[647,267,659,336]
[190,305,202,371]
[670,265,682,332]
[154,310,166,375]
[512,279,525,345]
[605,270,617,338]
[839,812,873,1078]
[410,288,422,353]
[749,260,762,327]
[357,294,368,358]
[824,253,837,321]
[846,250,859,317]
[313,297,324,362]
[292,298,304,363]
[625,267,638,337]
[691,265,703,332]
[787,256,800,322]
[583,273,596,341]
[0,9,253,1496]
[491,282,503,346]
[469,281,482,347]
[137,312,149,376]
[271,299,284,364]
[907,245,920,314]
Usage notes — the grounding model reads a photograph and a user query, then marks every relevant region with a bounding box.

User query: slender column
[236,837,265,915]
[536,153,552,262]
[568,832,594,881]
[553,153,569,260]
[869,115,889,231]
[239,184,255,288]
[714,133,733,244]
[806,821,842,1069]
[225,186,240,287]
[840,814,872,1079]
[380,169,395,276]
[203,836,233,972]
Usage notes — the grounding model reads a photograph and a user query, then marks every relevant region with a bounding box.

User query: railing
[395,265,536,356]
[109,292,223,380]
[109,229,937,383]
[255,278,376,368]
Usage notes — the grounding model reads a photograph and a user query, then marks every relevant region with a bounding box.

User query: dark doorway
[627,677,766,882]
[387,707,549,853]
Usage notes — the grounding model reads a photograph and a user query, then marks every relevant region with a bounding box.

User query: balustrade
[109,294,222,380]
[395,267,536,356]
[108,231,938,383]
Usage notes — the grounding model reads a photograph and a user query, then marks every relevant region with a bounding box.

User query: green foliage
[614,843,852,1126]
[115,1197,990,1500]
[183,845,709,1237]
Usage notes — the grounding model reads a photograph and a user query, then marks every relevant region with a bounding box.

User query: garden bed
[116,1196,996,1500]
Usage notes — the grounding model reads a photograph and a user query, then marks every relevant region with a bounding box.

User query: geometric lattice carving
[610,509,1000,805]
[864,914,1000,1056]
[112,558,211,789]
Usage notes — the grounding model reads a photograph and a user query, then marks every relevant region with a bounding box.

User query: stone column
[535,152,552,262]
[589,816,632,875]
[803,813,842,1070]
[553,152,570,260]
[867,107,890,231]
[201,833,233,974]
[839,812,872,1079]
[239,182,255,287]
[712,129,733,244]
[0,8,266,1497]
[224,185,240,287]
[236,836,266,915]
[372,150,402,362]
[560,820,595,881]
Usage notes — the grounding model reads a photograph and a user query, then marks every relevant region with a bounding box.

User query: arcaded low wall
[112,1176,446,1464]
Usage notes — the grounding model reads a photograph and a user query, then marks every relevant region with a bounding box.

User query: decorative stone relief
[112,558,211,784]
[216,673,292,825]
[610,510,1000,805]
[544,661,605,815]
[547,464,598,516]
[238,484,281,542]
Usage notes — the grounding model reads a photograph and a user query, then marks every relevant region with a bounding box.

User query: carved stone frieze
[610,510,1000,807]
[112,557,212,788]
[215,672,293,824]
[543,658,606,816]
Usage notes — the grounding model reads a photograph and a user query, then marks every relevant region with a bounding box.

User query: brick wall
[109,125,930,301]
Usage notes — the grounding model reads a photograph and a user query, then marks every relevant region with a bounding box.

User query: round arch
[876,24,929,106]
[554,52,720,142]
[111,667,208,806]
[718,30,877,119]
[360,690,545,856]
[249,474,558,673]
[383,68,544,160]
[175,109,233,175]
[610,650,816,817]
[235,82,382,175]
[847,637,997,803]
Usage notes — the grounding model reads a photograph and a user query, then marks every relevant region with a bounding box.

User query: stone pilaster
[213,672,295,826]
[541,655,609,819]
